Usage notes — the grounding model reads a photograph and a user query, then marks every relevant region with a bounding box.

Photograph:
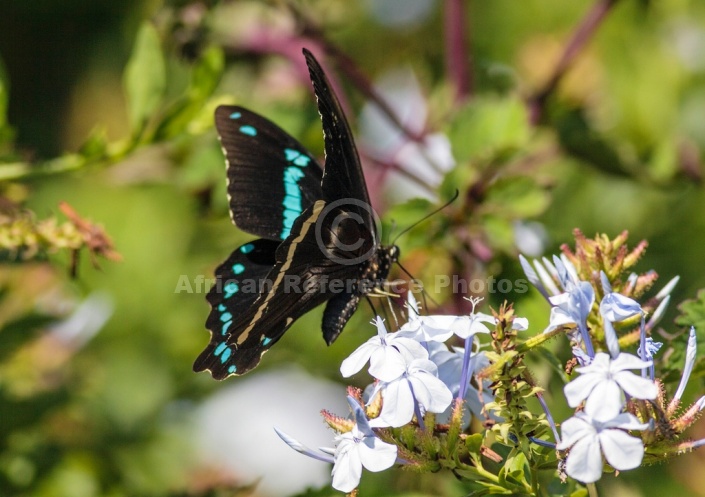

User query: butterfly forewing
[302,49,377,246]
[215,105,324,241]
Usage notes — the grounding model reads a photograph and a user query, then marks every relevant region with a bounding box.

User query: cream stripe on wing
[236,200,325,345]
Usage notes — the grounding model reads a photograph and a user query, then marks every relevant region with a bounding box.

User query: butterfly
[193,48,400,379]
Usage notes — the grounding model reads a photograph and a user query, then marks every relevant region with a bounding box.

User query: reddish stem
[529,0,619,123]
[444,0,472,101]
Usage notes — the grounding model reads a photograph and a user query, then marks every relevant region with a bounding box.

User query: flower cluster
[276,232,705,495]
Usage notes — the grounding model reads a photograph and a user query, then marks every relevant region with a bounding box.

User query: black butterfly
[194,49,399,379]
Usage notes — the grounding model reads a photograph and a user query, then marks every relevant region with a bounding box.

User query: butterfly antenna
[384,219,397,246]
[364,295,379,319]
[391,190,459,246]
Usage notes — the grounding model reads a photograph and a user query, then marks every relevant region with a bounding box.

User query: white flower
[341,316,427,381]
[674,327,697,401]
[331,398,398,492]
[275,397,398,494]
[369,357,453,428]
[557,412,648,483]
[599,271,645,357]
[430,344,495,420]
[564,352,657,421]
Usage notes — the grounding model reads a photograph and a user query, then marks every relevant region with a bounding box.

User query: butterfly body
[194,49,398,379]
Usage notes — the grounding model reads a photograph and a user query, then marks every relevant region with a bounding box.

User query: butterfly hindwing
[195,200,364,378]
[215,105,324,241]
[198,238,280,377]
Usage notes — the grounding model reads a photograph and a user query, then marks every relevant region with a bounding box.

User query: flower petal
[564,371,604,407]
[599,429,644,471]
[613,370,658,401]
[358,437,398,472]
[584,380,623,421]
[332,440,362,493]
[368,347,407,382]
[370,379,414,428]
[564,433,604,483]
[340,342,378,377]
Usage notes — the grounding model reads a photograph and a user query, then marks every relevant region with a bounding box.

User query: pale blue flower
[429,344,495,420]
[637,337,663,381]
[331,398,398,492]
[599,271,645,358]
[369,357,453,428]
[273,427,335,464]
[341,316,427,382]
[564,352,657,421]
[275,397,398,493]
[557,412,649,483]
[674,327,697,402]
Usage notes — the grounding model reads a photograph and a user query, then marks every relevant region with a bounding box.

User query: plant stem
[444,0,472,101]
[529,0,620,123]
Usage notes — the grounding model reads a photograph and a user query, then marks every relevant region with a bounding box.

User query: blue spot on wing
[232,263,245,275]
[222,320,232,335]
[284,148,299,162]
[280,166,305,239]
[239,125,257,136]
[282,195,301,211]
[240,243,254,254]
[228,365,237,374]
[284,148,311,167]
[262,337,273,346]
[230,112,242,119]
[224,282,239,298]
[220,347,232,362]
[220,312,233,322]
[215,342,227,356]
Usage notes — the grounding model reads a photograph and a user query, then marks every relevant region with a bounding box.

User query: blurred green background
[1,0,705,496]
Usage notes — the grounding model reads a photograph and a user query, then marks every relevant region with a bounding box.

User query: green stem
[0,155,85,182]
[587,482,599,497]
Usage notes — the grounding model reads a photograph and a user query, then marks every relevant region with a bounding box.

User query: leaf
[190,46,224,100]
[676,289,705,331]
[554,107,630,177]
[448,96,530,163]
[0,313,55,362]
[464,432,484,455]
[0,55,14,148]
[483,176,550,219]
[153,47,224,141]
[124,23,166,133]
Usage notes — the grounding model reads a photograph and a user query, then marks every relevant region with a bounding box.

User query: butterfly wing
[215,105,324,240]
[199,238,281,373]
[194,200,365,378]
[302,49,378,246]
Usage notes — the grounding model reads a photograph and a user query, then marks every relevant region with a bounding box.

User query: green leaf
[484,176,550,218]
[448,96,530,163]
[0,55,14,148]
[554,107,630,177]
[464,432,484,455]
[124,23,166,133]
[0,313,55,362]
[153,47,224,141]
[190,46,224,100]
[676,289,705,331]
